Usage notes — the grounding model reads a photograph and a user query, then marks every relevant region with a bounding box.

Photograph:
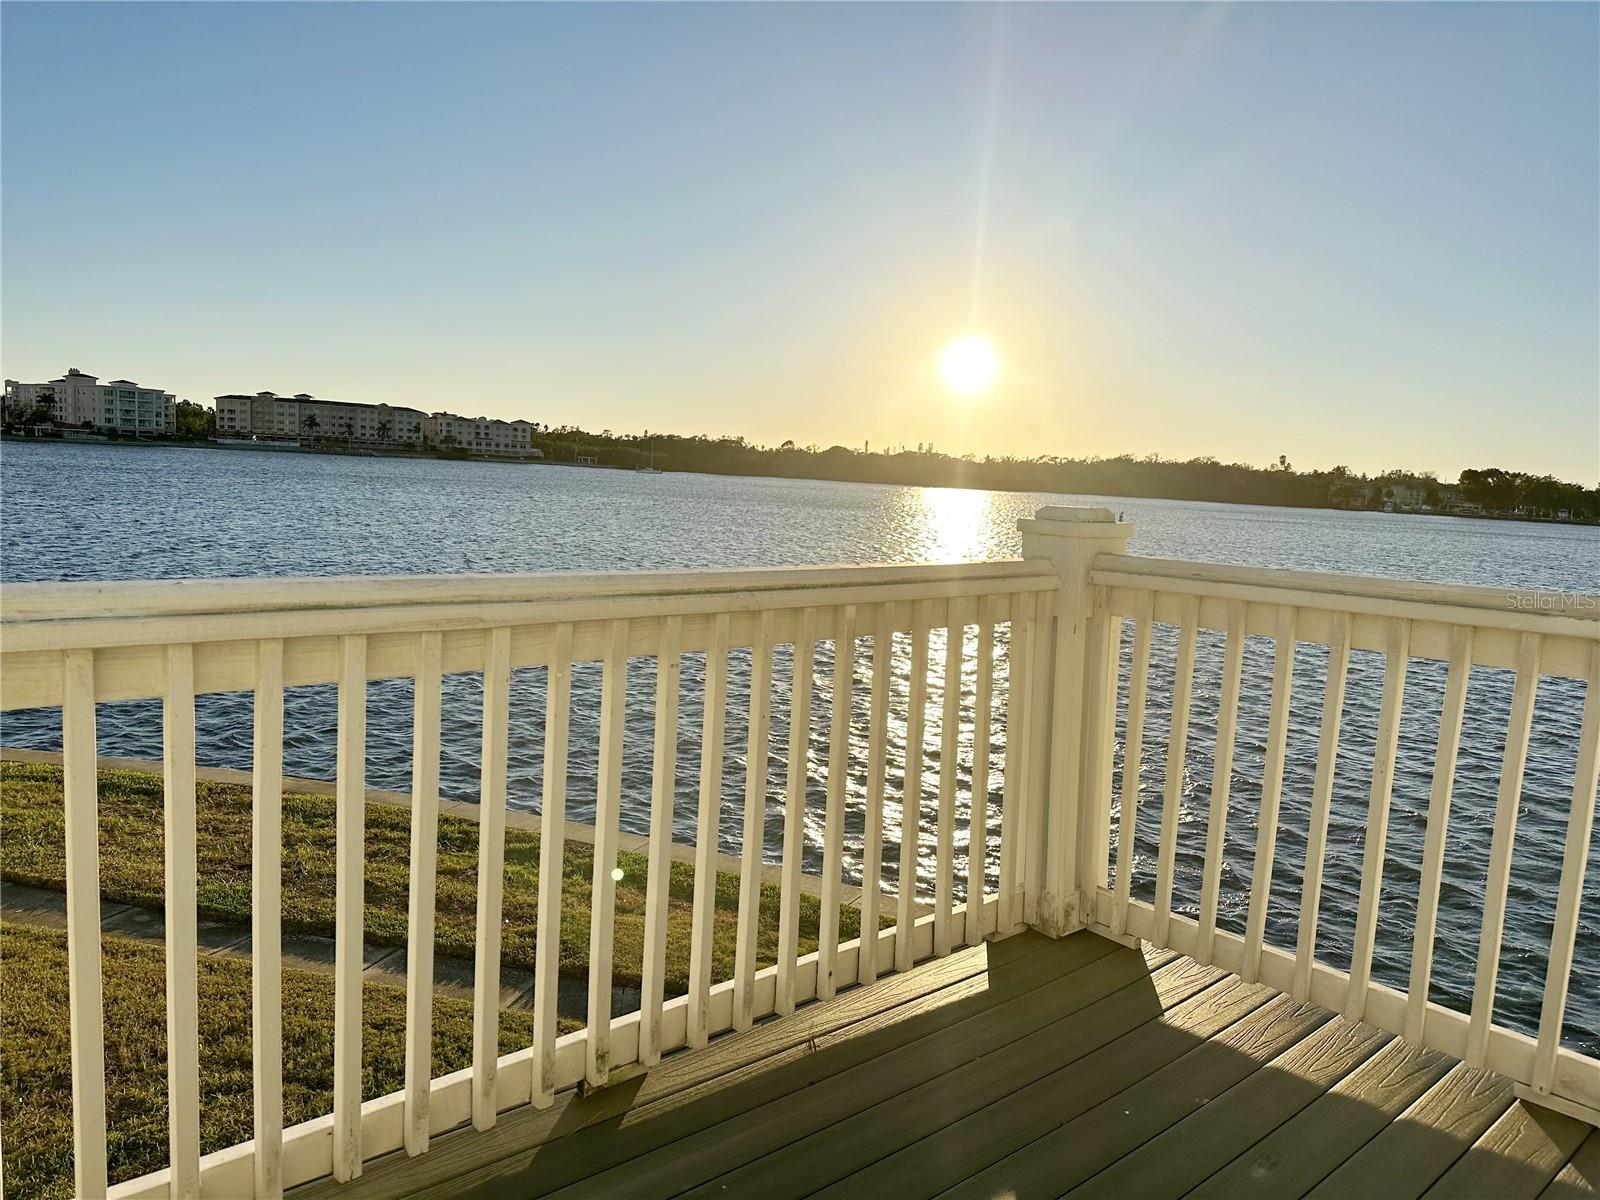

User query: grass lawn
[0,920,577,1200]
[0,761,867,993]
[0,760,876,1199]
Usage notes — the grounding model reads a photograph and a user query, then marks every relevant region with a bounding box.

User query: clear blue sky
[3,2,1596,483]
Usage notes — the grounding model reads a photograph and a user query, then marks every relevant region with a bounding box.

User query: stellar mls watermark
[1506,591,1600,612]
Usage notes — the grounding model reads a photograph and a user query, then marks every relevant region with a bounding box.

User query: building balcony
[0,506,1594,1199]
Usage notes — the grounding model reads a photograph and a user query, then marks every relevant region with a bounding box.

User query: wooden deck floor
[318,930,1598,1200]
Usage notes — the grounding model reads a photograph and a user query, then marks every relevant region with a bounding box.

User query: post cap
[1017,504,1136,543]
[1034,505,1118,523]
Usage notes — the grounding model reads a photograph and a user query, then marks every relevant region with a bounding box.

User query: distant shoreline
[0,429,565,468]
[3,430,1595,526]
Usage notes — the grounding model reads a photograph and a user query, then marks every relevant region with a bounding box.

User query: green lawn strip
[0,920,580,1200]
[0,761,869,995]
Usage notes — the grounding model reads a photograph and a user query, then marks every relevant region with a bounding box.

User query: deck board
[795,968,1258,1200]
[1186,1036,1456,1200]
[304,929,1593,1200]
[1304,1062,1516,1199]
[940,992,1334,1200]
[731,960,1242,1200]
[1424,1102,1594,1200]
[1539,1130,1599,1199]
[1064,1016,1392,1199]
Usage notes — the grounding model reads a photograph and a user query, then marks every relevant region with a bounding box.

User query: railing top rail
[0,559,1054,626]
[1091,553,1600,638]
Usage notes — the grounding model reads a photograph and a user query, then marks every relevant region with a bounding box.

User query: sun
[940,333,998,395]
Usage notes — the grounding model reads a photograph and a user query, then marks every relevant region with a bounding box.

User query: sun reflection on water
[910,486,1009,563]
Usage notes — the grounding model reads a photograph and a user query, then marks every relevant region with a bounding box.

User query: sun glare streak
[968,8,1007,327]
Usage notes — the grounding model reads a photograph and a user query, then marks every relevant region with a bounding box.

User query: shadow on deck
[298,930,1598,1200]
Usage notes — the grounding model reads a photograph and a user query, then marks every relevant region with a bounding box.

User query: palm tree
[376,419,392,443]
[301,413,320,443]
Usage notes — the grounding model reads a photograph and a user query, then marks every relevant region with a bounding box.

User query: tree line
[529,427,1599,522]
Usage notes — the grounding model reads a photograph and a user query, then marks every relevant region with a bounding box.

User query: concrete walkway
[0,747,877,909]
[0,879,629,1019]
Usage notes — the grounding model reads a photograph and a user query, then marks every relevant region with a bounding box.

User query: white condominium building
[4,368,175,433]
[214,392,425,445]
[424,412,539,456]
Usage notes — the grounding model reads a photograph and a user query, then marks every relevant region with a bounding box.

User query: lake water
[2,440,1596,1053]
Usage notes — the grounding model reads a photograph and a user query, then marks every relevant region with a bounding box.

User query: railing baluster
[472,627,512,1129]
[163,644,201,1198]
[1196,601,1246,966]
[532,623,573,1108]
[1080,588,1120,930]
[587,620,629,1086]
[1344,617,1412,1020]
[252,639,285,1197]
[966,598,996,947]
[734,611,774,1030]
[934,601,966,957]
[640,615,683,1064]
[1153,595,1199,947]
[1023,590,1056,928]
[1533,641,1600,1093]
[1466,631,1542,1065]
[859,604,892,983]
[1405,625,1473,1041]
[1293,612,1351,1001]
[896,600,932,973]
[333,634,367,1181]
[819,605,856,998]
[404,632,442,1156]
[777,606,816,1015]
[998,595,1034,934]
[62,649,107,1200]
[688,613,730,1047]
[1242,605,1297,985]
[1112,592,1155,938]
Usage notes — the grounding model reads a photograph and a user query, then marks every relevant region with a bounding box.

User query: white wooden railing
[1,505,1596,1200]
[0,559,1056,1199]
[1064,542,1600,1127]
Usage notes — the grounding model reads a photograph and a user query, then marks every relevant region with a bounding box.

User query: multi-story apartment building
[214,392,425,446]
[4,368,175,434]
[213,392,308,439]
[424,412,539,456]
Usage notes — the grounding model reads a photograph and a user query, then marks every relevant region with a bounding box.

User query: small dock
[307,930,1596,1200]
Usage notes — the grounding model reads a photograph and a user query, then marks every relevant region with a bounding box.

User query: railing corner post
[1017,505,1135,937]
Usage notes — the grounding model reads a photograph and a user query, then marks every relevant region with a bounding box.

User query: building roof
[428,411,532,428]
